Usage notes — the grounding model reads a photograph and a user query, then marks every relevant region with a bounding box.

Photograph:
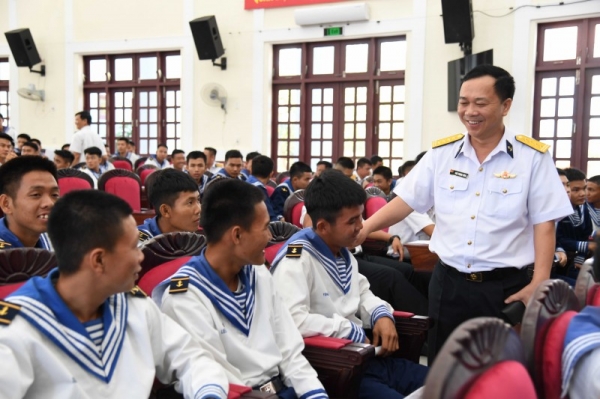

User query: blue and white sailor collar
[246,175,265,188]
[156,249,257,336]
[137,217,162,242]
[277,179,295,193]
[270,228,353,295]
[0,217,53,250]
[8,268,128,383]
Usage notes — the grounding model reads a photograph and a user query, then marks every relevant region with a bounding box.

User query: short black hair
[399,160,416,176]
[370,155,383,165]
[204,147,217,157]
[201,178,265,244]
[75,111,92,125]
[317,160,333,169]
[22,142,39,152]
[557,168,567,178]
[17,133,31,141]
[289,161,312,179]
[171,149,185,158]
[373,166,393,181]
[356,157,372,168]
[415,151,427,164]
[564,167,586,182]
[54,150,74,164]
[305,169,366,225]
[588,175,600,185]
[61,143,71,151]
[30,138,42,148]
[0,156,57,199]
[84,146,102,157]
[128,140,135,146]
[246,151,261,163]
[251,155,273,179]
[116,137,129,144]
[336,157,355,170]
[0,132,14,145]
[157,143,168,150]
[225,149,243,161]
[461,65,515,102]
[48,190,132,275]
[187,151,207,163]
[148,169,199,218]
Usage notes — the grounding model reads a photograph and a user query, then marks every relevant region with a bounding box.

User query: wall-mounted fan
[17,84,45,102]
[201,83,227,113]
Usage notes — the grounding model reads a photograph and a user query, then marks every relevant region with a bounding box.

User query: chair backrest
[265,184,275,198]
[0,282,25,299]
[520,279,579,399]
[264,242,285,268]
[423,317,534,399]
[138,256,192,294]
[110,156,133,171]
[140,232,206,280]
[364,186,386,199]
[57,168,95,195]
[268,221,300,244]
[574,261,596,309]
[134,157,148,171]
[0,248,57,285]
[137,165,158,186]
[98,169,142,212]
[283,189,305,227]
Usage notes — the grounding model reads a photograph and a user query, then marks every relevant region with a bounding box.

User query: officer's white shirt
[144,157,172,170]
[388,211,434,244]
[70,126,107,160]
[0,293,229,399]
[394,128,573,272]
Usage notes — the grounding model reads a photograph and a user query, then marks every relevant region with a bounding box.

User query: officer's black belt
[439,260,532,283]
[252,374,286,393]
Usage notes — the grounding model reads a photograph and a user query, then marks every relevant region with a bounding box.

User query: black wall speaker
[441,0,474,44]
[4,28,42,68]
[189,16,224,61]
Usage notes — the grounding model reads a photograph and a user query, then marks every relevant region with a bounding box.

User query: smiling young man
[145,144,171,169]
[171,149,186,172]
[80,146,114,189]
[356,65,573,362]
[186,151,209,196]
[138,169,201,244]
[270,170,427,398]
[153,178,327,399]
[0,156,58,249]
[0,190,229,398]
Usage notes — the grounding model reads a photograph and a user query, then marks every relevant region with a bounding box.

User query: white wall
[0,0,598,159]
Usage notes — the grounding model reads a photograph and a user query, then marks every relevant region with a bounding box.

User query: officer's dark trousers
[427,261,530,364]
[358,357,428,399]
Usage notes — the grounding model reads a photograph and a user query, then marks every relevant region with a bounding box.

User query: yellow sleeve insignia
[129,286,147,298]
[138,231,151,242]
[286,244,303,258]
[432,134,465,149]
[0,301,20,326]
[169,277,190,294]
[515,135,550,153]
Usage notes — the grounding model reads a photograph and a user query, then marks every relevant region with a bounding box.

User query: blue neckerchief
[8,268,128,383]
[587,202,600,226]
[562,306,600,396]
[568,205,583,227]
[270,228,353,294]
[137,217,162,240]
[0,217,52,250]
[156,249,256,336]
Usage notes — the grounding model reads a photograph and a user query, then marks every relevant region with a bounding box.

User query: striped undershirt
[233,280,247,314]
[83,318,104,350]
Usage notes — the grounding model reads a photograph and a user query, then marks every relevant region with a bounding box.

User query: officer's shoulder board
[128,285,147,298]
[432,134,465,149]
[0,300,20,326]
[0,239,12,249]
[515,135,550,153]
[286,244,303,258]
[169,276,190,294]
[138,231,151,242]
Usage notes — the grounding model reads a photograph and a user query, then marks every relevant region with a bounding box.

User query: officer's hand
[555,251,567,267]
[372,317,399,356]
[505,283,536,306]
[391,237,405,261]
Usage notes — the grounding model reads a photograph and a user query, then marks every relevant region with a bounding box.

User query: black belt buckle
[259,381,277,393]
[466,272,483,282]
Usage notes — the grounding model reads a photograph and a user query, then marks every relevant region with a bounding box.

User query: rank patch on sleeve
[169,277,190,294]
[286,245,303,257]
[0,240,12,249]
[0,301,20,325]
[138,231,151,242]
[129,286,147,298]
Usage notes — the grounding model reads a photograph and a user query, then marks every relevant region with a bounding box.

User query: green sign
[324,27,343,37]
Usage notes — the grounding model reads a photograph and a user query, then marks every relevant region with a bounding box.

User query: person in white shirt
[154,178,328,399]
[0,190,229,399]
[80,147,114,189]
[144,143,171,169]
[70,111,107,165]
[113,137,139,165]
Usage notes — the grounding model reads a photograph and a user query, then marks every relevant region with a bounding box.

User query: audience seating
[139,232,206,280]
[275,172,290,185]
[57,168,95,194]
[134,157,148,171]
[98,169,142,212]
[265,180,277,189]
[403,242,439,272]
[364,186,386,199]
[520,279,579,399]
[265,185,275,198]
[361,189,389,256]
[110,156,133,171]
[574,262,596,308]
[282,189,305,228]
[0,248,57,298]
[423,317,536,399]
[138,257,191,295]
[137,164,158,186]
[264,221,299,268]
[71,162,86,170]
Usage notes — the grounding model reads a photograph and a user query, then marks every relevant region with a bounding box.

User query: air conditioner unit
[294,3,370,26]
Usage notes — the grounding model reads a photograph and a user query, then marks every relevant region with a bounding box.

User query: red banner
[245,0,345,10]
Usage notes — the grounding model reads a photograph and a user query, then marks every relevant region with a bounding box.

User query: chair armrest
[404,243,438,272]
[394,313,431,363]
[230,384,278,399]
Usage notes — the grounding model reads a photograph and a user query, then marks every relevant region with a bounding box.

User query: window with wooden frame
[83,51,182,156]
[272,36,406,173]
[533,18,600,176]
[0,58,10,131]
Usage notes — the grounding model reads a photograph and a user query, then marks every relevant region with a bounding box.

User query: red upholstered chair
[110,156,133,171]
[0,282,25,298]
[361,189,389,256]
[57,168,94,195]
[139,232,206,281]
[138,257,191,295]
[98,169,142,212]
[574,262,596,309]
[520,279,579,399]
[0,248,57,298]
[265,185,275,198]
[423,317,536,399]
[137,164,158,186]
[264,221,300,268]
[283,189,305,228]
[134,157,148,171]
[586,283,600,306]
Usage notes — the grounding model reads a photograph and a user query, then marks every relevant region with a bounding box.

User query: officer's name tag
[450,169,468,179]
